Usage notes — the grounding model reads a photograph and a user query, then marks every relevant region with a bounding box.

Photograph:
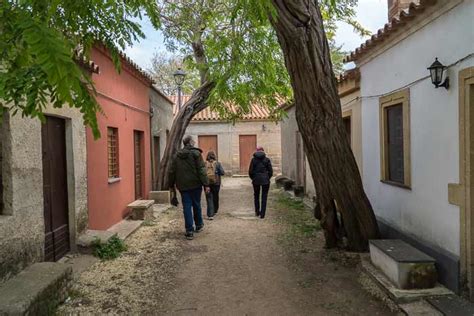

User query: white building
[346,0,474,295]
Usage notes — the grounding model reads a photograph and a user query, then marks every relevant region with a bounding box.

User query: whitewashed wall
[360,0,474,256]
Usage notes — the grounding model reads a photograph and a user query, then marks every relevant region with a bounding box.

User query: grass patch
[92,235,127,260]
[275,194,321,242]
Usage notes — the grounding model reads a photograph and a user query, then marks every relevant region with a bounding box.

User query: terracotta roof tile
[344,0,438,63]
[169,95,282,121]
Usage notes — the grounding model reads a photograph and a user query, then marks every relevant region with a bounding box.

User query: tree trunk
[270,0,379,251]
[157,81,215,191]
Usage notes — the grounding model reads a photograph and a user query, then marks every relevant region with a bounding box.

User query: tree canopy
[0,0,159,138]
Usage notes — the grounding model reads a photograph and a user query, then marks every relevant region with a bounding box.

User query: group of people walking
[169,135,273,240]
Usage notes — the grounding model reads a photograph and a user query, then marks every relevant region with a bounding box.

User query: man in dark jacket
[248,146,273,219]
[169,135,210,239]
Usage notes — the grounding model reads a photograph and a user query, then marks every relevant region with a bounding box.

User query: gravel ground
[59,178,397,315]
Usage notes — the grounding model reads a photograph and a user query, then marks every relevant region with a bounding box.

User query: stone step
[369,239,437,289]
[77,219,143,249]
[361,255,452,304]
[0,262,72,315]
[399,301,443,316]
[426,295,474,316]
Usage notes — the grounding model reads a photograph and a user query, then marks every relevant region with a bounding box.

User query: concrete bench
[127,200,154,220]
[369,239,437,289]
[0,262,72,315]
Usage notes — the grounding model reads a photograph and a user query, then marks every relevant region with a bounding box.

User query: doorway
[42,116,70,262]
[296,132,306,188]
[198,135,218,160]
[452,66,474,299]
[153,136,160,190]
[239,135,257,174]
[134,131,144,199]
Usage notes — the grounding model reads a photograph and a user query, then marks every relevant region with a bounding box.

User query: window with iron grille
[107,127,119,178]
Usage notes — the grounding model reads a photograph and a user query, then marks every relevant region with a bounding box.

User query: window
[107,127,119,179]
[380,89,410,188]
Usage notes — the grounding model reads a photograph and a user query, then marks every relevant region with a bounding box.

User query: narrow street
[59,178,395,315]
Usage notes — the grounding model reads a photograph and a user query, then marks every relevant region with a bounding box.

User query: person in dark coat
[248,146,273,219]
[204,151,225,220]
[169,135,210,240]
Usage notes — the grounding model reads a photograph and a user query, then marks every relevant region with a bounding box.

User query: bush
[92,235,127,260]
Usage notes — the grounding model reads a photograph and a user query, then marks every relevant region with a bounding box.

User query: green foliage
[92,235,127,260]
[276,194,321,238]
[0,0,159,138]
[157,0,365,120]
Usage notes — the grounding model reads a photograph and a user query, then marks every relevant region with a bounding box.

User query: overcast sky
[124,0,389,71]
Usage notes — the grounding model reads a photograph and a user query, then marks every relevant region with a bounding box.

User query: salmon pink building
[87,46,153,230]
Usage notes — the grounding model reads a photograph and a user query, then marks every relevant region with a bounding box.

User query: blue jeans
[180,187,204,232]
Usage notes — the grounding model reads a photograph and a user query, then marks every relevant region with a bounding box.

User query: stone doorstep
[0,262,72,315]
[77,219,143,248]
[361,255,453,304]
[399,301,443,316]
[369,239,437,290]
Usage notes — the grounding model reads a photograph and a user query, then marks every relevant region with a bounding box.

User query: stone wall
[150,88,174,189]
[0,105,88,282]
[186,120,281,175]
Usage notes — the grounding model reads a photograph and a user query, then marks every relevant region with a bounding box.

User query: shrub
[92,235,127,260]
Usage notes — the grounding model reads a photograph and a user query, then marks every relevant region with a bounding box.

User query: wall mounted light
[262,124,267,132]
[427,57,449,89]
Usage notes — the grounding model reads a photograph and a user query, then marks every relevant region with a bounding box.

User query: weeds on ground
[92,235,127,260]
[275,194,321,245]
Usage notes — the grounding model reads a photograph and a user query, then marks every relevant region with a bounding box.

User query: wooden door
[296,132,306,187]
[42,116,69,262]
[153,136,160,190]
[134,131,143,199]
[239,135,257,174]
[198,135,218,160]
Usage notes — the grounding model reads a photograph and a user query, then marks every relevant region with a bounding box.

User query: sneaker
[185,231,194,240]
[195,225,204,233]
[208,216,214,221]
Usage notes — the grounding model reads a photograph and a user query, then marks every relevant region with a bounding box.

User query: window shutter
[386,104,404,183]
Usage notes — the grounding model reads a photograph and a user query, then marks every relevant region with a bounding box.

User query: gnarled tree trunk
[270,0,379,251]
[157,81,215,190]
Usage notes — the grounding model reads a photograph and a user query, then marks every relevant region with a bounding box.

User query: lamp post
[173,68,187,109]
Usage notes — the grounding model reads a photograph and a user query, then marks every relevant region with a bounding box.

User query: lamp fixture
[427,58,449,89]
[173,68,187,86]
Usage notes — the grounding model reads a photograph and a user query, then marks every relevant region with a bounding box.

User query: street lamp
[427,58,449,89]
[173,68,187,109]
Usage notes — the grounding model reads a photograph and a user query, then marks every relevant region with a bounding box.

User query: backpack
[206,161,217,184]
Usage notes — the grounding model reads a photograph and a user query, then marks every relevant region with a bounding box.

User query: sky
[124,0,389,71]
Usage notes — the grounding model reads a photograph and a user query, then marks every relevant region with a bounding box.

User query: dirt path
[60,178,396,315]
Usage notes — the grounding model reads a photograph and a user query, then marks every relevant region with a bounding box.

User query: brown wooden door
[153,136,160,190]
[42,116,69,262]
[239,135,257,174]
[198,135,218,160]
[343,116,352,146]
[134,131,143,199]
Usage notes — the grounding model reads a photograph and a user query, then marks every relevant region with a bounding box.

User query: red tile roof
[344,0,438,63]
[169,95,280,121]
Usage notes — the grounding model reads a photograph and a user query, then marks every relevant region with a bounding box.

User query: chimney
[388,0,420,21]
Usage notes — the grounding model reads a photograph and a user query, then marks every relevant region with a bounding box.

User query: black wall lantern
[427,57,449,89]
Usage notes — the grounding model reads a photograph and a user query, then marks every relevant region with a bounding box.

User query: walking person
[248,146,273,219]
[205,151,225,220]
[169,135,210,240]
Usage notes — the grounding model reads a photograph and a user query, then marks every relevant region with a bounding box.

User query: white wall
[360,0,474,256]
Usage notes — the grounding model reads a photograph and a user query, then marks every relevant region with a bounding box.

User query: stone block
[149,191,171,204]
[275,175,289,188]
[370,239,437,290]
[127,200,154,220]
[0,262,72,315]
[293,185,305,198]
